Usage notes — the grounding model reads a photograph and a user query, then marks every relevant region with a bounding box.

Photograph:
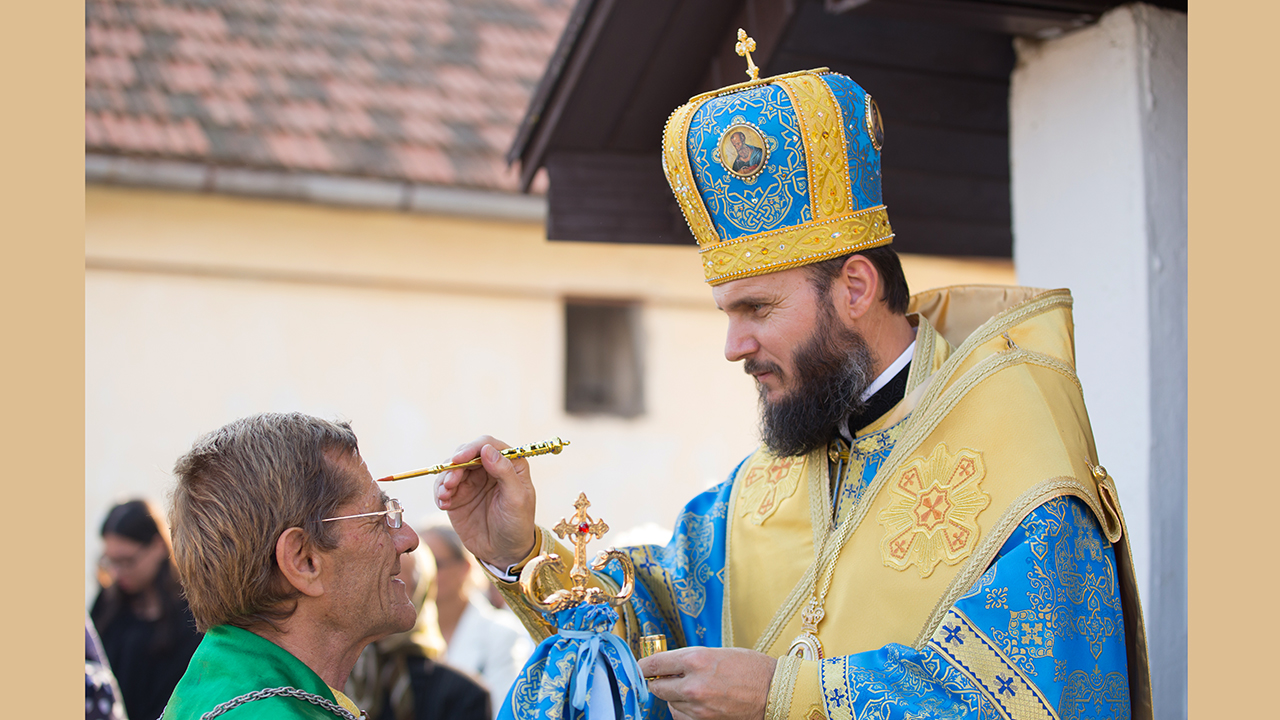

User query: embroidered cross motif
[914,485,952,530]
[878,444,991,577]
[1020,622,1044,646]
[942,625,964,645]
[828,687,848,708]
[996,675,1016,696]
[738,453,804,525]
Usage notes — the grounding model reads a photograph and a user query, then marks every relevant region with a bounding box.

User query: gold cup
[640,634,667,658]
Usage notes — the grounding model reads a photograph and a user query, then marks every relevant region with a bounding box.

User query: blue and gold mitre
[662,34,892,285]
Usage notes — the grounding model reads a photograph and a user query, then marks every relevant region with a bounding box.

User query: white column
[1010,4,1185,718]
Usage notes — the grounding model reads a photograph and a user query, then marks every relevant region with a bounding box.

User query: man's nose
[724,321,759,362]
[395,524,420,555]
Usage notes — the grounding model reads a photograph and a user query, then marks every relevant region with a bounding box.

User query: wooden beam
[545,153,692,245]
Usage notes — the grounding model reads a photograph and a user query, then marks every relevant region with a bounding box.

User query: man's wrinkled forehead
[711,265,809,311]
[322,445,375,497]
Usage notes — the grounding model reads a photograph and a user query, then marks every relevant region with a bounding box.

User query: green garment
[162,625,355,719]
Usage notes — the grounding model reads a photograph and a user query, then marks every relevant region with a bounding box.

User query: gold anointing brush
[376,437,571,482]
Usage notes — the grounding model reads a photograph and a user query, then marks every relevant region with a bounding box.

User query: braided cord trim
[200,686,359,720]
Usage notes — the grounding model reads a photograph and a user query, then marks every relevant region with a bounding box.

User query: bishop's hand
[638,647,777,720]
[433,435,537,569]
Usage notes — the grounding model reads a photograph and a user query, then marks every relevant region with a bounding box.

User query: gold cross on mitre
[735,28,760,81]
[519,493,636,612]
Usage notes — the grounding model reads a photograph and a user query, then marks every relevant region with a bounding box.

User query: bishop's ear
[275,526,326,598]
[835,254,880,322]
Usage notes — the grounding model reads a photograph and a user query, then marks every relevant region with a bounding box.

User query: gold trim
[764,654,803,720]
[701,207,893,285]
[864,94,883,152]
[721,454,747,647]
[928,609,1058,720]
[905,316,937,395]
[662,98,719,247]
[820,656,853,720]
[774,74,851,222]
[687,68,831,105]
[491,526,559,643]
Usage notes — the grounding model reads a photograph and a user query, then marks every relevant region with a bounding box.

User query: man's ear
[276,527,326,598]
[834,254,880,322]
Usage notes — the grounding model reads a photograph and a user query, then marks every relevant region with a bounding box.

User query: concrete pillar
[1010,4,1185,718]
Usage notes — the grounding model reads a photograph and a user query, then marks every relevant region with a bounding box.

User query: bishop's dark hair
[803,245,910,315]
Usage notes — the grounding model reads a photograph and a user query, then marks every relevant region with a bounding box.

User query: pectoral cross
[735,29,760,81]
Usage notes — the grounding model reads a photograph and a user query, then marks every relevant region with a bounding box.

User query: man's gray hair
[170,412,362,632]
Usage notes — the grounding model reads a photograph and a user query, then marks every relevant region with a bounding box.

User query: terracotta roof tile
[161,60,216,93]
[86,0,573,191]
[266,132,334,171]
[203,94,255,127]
[87,24,147,57]
[393,143,454,185]
[86,55,137,87]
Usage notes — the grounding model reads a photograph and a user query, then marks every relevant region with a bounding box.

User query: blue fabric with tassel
[498,604,648,720]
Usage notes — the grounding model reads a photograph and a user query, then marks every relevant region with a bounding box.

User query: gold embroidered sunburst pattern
[879,444,991,577]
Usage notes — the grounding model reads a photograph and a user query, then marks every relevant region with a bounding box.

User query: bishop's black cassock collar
[846,360,911,437]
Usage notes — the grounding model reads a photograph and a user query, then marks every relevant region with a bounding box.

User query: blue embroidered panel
[686,83,811,241]
[499,605,647,720]
[824,497,1131,719]
[819,73,882,210]
[822,643,1005,719]
[594,474,736,720]
[954,496,1130,717]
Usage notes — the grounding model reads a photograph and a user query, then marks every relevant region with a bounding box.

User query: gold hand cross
[519,493,636,613]
[553,493,611,589]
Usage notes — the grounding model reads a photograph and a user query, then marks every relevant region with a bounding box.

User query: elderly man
[436,61,1150,720]
[162,413,420,719]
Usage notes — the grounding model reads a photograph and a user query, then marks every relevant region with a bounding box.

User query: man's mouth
[744,359,783,381]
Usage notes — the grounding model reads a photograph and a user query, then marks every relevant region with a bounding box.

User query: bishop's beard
[748,306,876,458]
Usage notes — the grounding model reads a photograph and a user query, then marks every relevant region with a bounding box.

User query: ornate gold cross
[519,493,635,613]
[735,28,760,81]
[553,493,611,590]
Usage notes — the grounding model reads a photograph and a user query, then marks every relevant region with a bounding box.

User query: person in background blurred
[91,499,201,720]
[421,525,533,718]
[346,547,490,720]
[85,617,127,720]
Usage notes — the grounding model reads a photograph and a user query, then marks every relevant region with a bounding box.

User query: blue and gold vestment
[495,287,1150,720]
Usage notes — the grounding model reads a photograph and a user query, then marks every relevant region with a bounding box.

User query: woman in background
[91,500,201,720]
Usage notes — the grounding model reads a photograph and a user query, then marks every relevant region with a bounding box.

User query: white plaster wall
[85,186,1017,609]
[1012,1,1153,601]
[1011,4,1186,716]
[84,271,754,563]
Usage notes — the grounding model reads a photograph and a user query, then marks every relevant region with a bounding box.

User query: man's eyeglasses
[321,498,404,529]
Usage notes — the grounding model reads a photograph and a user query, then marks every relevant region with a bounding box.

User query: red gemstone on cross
[578,522,590,534]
